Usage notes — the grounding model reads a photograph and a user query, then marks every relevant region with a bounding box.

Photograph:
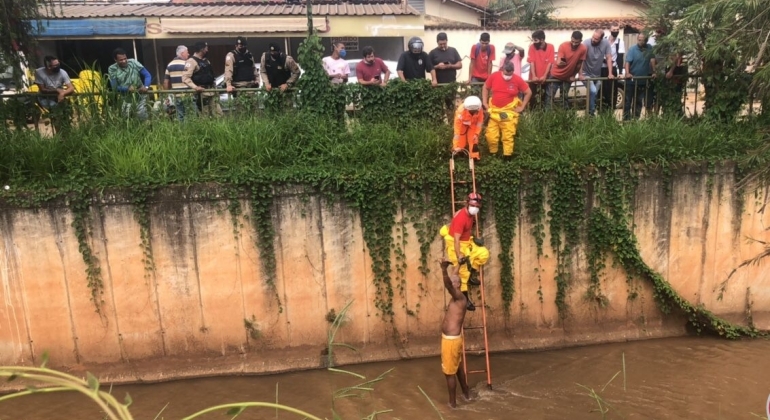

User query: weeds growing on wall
[482,160,522,316]
[70,191,104,313]
[249,182,282,313]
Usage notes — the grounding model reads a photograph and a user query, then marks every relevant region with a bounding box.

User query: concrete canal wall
[1,164,768,385]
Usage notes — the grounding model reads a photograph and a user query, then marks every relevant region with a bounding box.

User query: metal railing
[0,74,762,135]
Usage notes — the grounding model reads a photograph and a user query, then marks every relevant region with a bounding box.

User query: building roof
[424,15,480,29]
[41,1,420,18]
[425,17,646,31]
[449,0,490,11]
[455,0,492,9]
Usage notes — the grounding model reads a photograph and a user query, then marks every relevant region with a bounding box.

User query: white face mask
[503,74,513,81]
[468,206,480,216]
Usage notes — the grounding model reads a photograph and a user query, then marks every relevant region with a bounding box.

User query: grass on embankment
[0,111,765,189]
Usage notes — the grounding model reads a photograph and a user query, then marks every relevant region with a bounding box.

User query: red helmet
[468,192,482,204]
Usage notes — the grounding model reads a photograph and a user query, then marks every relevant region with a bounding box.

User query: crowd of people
[31,27,684,135]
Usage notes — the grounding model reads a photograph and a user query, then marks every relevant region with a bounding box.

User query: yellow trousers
[443,235,472,292]
[485,98,521,156]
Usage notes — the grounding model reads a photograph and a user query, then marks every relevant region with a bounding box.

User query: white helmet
[463,96,482,111]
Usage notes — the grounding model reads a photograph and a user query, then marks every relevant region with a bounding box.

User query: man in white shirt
[601,23,626,112]
[322,42,349,85]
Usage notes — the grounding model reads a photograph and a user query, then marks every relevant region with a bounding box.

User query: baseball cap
[236,36,247,46]
[468,192,482,204]
[503,42,516,54]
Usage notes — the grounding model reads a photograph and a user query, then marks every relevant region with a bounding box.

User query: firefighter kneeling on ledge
[452,95,484,160]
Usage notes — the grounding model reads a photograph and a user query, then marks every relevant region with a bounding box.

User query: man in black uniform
[225,36,259,97]
[259,42,301,92]
[397,36,437,86]
[182,41,222,117]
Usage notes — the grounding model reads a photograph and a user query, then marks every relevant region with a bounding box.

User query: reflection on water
[1,336,769,419]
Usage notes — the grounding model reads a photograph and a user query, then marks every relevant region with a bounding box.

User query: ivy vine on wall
[249,182,283,313]
[70,191,104,313]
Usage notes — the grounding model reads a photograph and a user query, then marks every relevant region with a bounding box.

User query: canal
[1,336,769,419]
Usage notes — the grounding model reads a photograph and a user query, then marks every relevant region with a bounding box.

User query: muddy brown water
[1,336,769,420]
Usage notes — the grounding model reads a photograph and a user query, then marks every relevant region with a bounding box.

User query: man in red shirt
[355,46,391,86]
[444,192,483,310]
[482,61,532,158]
[547,31,587,110]
[468,32,495,84]
[527,30,554,109]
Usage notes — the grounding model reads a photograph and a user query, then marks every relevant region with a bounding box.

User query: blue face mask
[339,50,347,58]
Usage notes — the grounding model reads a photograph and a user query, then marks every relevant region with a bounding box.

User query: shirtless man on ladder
[440,260,471,408]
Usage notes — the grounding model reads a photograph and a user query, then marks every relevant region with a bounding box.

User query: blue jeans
[174,97,186,121]
[623,81,655,120]
[585,79,602,115]
[546,80,572,110]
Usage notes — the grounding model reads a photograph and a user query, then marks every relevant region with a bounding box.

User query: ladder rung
[464,326,484,330]
[453,180,470,184]
[465,347,486,352]
[468,369,487,374]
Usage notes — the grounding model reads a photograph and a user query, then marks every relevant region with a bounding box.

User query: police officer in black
[182,41,222,117]
[225,36,259,97]
[259,42,301,92]
[397,37,437,86]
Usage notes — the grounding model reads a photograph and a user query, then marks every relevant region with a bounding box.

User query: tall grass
[514,111,764,165]
[0,108,765,189]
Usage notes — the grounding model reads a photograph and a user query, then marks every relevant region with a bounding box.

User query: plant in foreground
[576,352,627,419]
[0,354,323,420]
[0,300,398,420]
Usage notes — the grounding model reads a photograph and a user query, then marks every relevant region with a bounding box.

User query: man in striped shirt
[163,45,189,121]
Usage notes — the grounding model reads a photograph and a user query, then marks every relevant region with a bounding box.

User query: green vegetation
[576,352,626,419]
[487,0,557,27]
[1,111,763,188]
[645,0,770,122]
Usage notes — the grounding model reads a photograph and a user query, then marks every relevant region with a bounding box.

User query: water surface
[2,336,769,419]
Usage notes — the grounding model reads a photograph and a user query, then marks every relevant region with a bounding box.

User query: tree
[0,0,54,84]
[486,0,556,27]
[644,0,769,121]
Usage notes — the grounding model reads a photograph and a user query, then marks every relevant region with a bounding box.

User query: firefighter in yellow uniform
[482,61,531,157]
[452,95,484,160]
[440,224,490,311]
